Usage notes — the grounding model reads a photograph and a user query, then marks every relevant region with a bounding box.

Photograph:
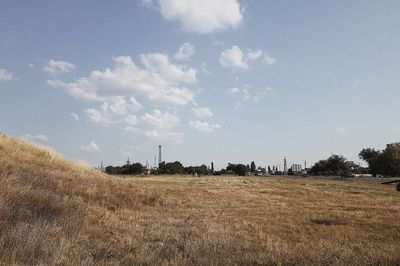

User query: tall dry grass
[1,133,400,265]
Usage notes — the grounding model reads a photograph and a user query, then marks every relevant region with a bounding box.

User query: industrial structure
[158,145,162,167]
[283,157,287,174]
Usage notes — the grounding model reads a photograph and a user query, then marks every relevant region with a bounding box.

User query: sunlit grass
[1,133,399,265]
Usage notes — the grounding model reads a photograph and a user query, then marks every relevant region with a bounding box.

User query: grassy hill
[1,133,400,265]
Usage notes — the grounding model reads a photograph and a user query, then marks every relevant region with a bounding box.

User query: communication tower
[158,145,162,166]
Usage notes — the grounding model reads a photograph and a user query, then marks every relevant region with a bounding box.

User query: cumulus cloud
[247,49,263,60]
[146,0,243,33]
[174,42,194,61]
[142,109,179,129]
[219,46,248,69]
[48,55,196,106]
[43,59,76,74]
[220,46,276,70]
[70,112,80,122]
[336,126,347,136]
[192,107,213,119]
[0,68,14,81]
[124,114,139,126]
[80,141,100,152]
[140,53,196,84]
[48,46,219,142]
[189,120,221,132]
[84,103,113,125]
[22,134,49,143]
[109,96,143,115]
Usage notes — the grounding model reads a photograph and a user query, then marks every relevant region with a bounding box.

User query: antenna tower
[158,145,162,166]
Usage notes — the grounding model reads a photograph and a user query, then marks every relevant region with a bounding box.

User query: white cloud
[140,53,197,84]
[228,86,272,108]
[219,46,276,69]
[263,53,276,65]
[80,141,100,152]
[84,103,112,125]
[174,42,194,61]
[48,55,196,106]
[247,49,263,60]
[0,68,14,81]
[148,86,194,106]
[43,59,76,74]
[28,63,35,68]
[192,107,213,119]
[152,0,243,33]
[189,120,221,132]
[22,134,49,143]
[144,129,184,143]
[394,126,400,132]
[142,109,179,129]
[109,96,142,115]
[219,46,248,69]
[70,112,80,122]
[336,126,347,136]
[124,114,139,126]
[48,46,216,143]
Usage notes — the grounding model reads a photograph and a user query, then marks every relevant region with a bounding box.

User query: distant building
[345,161,360,171]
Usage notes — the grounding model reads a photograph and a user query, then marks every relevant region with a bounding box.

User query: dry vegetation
[1,133,400,265]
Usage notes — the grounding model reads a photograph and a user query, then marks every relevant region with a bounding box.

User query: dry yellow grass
[1,133,400,265]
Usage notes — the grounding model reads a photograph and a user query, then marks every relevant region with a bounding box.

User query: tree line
[105,142,400,177]
[310,142,400,177]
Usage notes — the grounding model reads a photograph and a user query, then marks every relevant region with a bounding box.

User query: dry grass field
[1,133,400,265]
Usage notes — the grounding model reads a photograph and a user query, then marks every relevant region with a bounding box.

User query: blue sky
[1,0,400,170]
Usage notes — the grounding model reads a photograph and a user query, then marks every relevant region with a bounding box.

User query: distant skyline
[1,0,400,169]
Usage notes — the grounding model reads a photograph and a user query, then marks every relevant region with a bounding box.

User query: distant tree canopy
[156,161,185,175]
[310,154,349,176]
[226,163,247,176]
[184,165,210,176]
[359,143,400,177]
[105,162,144,175]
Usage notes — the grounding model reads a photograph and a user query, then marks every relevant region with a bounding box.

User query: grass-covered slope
[1,133,400,265]
[0,134,161,265]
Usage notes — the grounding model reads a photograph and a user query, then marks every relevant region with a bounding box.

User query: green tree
[310,154,348,176]
[360,143,400,177]
[157,161,185,174]
[234,164,247,176]
[250,161,256,173]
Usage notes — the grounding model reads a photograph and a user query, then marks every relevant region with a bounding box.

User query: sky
[1,0,400,170]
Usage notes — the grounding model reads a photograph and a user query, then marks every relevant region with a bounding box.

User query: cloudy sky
[1,0,400,169]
